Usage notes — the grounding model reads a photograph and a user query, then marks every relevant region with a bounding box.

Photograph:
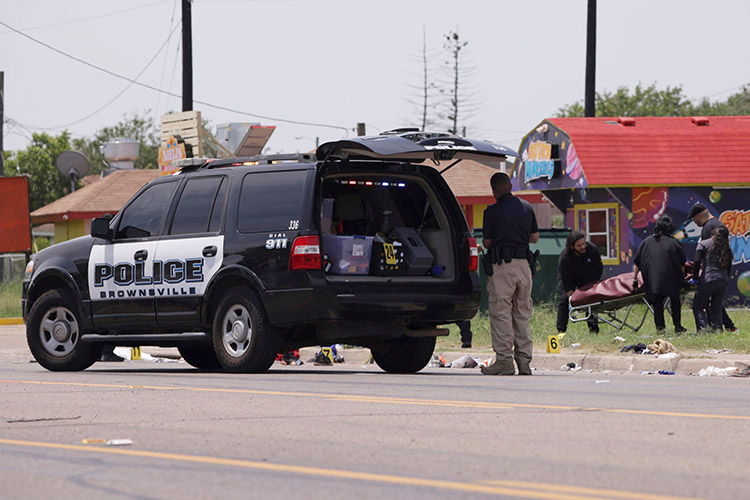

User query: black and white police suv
[22,130,518,373]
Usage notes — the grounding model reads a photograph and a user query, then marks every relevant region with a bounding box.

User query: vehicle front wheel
[26,290,102,371]
[371,336,436,374]
[212,287,280,373]
[178,345,222,370]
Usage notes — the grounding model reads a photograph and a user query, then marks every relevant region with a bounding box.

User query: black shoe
[461,342,472,348]
[99,352,125,362]
[674,326,687,334]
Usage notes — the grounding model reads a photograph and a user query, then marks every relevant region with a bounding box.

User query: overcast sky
[2,0,749,157]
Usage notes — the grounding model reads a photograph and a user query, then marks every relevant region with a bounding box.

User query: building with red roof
[511,115,750,307]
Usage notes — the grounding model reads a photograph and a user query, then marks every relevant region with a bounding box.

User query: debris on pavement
[450,354,478,369]
[595,380,610,384]
[706,349,733,354]
[647,339,675,355]
[697,366,738,377]
[113,347,180,363]
[428,355,448,368]
[561,362,581,372]
[658,370,675,375]
[620,343,649,354]
[657,352,679,359]
[82,438,133,446]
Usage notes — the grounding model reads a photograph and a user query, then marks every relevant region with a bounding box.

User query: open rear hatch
[316,129,518,164]
[315,130,518,283]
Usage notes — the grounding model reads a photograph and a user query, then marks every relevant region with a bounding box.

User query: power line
[155,0,180,126]
[0,20,349,133]
[51,22,181,129]
[0,1,169,34]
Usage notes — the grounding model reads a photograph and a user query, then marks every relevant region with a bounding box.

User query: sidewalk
[4,324,749,375]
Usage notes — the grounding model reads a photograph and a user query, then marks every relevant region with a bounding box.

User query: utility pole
[182,0,193,112]
[357,123,366,136]
[0,71,5,175]
[584,0,597,117]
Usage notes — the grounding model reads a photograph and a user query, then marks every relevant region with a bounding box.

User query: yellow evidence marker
[546,334,560,354]
[131,347,142,360]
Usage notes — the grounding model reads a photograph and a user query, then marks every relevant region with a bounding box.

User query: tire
[178,345,222,370]
[26,290,102,371]
[371,336,436,374]
[211,287,280,373]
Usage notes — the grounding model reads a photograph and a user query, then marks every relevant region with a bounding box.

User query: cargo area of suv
[318,170,456,281]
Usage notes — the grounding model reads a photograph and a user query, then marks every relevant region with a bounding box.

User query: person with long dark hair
[633,215,687,333]
[691,225,733,331]
[556,231,602,335]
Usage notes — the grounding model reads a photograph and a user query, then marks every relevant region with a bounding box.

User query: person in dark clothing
[689,202,738,332]
[556,231,602,334]
[690,225,733,331]
[480,172,539,376]
[456,320,472,348]
[633,215,687,333]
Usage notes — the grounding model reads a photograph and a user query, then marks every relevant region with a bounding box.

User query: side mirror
[91,217,113,241]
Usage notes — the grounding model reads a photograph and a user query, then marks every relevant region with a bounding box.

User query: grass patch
[439,303,750,355]
[0,280,23,318]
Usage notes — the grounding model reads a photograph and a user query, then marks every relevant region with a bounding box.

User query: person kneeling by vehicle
[556,231,602,335]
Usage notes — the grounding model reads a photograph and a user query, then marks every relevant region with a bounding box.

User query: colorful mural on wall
[630,187,750,307]
[511,122,588,191]
[558,186,750,307]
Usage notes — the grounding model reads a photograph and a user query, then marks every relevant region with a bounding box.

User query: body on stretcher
[568,273,652,334]
[568,265,694,334]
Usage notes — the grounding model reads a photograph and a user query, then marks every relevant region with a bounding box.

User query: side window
[170,176,225,235]
[116,181,178,240]
[238,170,307,233]
[208,178,227,233]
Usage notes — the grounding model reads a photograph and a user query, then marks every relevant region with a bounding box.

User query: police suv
[22,130,517,373]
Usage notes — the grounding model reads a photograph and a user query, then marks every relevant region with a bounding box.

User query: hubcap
[52,321,71,342]
[231,320,248,342]
[222,305,252,358]
[40,306,79,357]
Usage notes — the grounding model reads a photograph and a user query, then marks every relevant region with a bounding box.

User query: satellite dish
[55,151,90,192]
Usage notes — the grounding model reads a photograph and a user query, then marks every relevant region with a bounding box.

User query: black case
[391,227,434,276]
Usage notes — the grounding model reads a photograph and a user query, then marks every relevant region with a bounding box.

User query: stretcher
[568,273,654,334]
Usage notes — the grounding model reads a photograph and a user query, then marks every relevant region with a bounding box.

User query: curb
[0,318,24,326]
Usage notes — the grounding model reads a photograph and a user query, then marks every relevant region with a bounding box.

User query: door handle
[134,249,148,262]
[202,245,218,258]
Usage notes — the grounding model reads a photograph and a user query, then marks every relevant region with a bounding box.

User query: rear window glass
[238,170,307,233]
[170,176,225,235]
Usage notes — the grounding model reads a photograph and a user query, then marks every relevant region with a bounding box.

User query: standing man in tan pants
[480,173,539,376]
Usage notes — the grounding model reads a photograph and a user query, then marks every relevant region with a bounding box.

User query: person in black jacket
[556,231,602,335]
[633,215,687,333]
[691,225,733,331]
[689,202,738,332]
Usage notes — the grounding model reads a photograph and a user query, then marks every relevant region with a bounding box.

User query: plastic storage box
[322,235,374,275]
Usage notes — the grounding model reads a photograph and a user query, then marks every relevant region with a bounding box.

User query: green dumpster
[474,228,570,312]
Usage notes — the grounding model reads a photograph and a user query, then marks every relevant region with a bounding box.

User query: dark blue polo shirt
[482,193,538,250]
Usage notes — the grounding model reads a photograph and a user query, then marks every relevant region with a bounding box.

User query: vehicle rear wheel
[178,345,222,370]
[212,287,280,373]
[371,336,436,374]
[26,290,102,371]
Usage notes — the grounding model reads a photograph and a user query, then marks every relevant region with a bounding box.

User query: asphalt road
[2,343,750,500]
